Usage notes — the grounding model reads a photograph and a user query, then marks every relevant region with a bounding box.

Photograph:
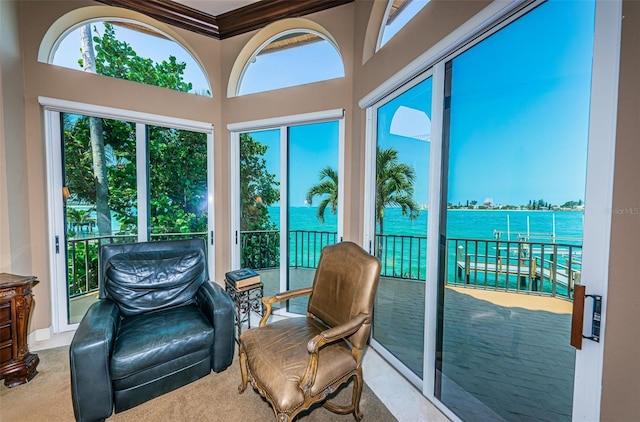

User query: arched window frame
[377,0,431,52]
[227,18,344,98]
[38,6,212,97]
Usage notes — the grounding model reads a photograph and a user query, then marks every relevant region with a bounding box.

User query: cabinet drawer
[0,323,11,343]
[0,343,12,364]
[0,303,10,322]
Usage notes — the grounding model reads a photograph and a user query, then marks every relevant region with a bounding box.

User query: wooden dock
[456,254,578,291]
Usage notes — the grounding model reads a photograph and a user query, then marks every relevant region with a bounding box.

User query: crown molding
[95,0,354,40]
[217,0,353,39]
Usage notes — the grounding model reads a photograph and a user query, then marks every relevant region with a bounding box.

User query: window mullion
[279,126,288,294]
[136,123,148,242]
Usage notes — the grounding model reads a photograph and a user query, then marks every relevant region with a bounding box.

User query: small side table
[0,273,40,387]
[224,280,265,344]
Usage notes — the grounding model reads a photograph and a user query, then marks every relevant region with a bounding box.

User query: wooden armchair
[238,241,381,421]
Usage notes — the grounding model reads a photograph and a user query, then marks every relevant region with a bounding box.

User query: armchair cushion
[105,249,205,316]
[110,304,213,386]
[241,317,357,412]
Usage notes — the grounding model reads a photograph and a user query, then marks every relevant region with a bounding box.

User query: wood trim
[96,0,221,38]
[95,0,354,40]
[217,0,353,39]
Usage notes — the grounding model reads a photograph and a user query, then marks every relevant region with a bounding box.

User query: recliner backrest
[307,241,381,349]
[99,239,209,316]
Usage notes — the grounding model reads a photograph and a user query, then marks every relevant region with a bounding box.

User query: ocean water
[268,206,584,289]
[270,206,584,242]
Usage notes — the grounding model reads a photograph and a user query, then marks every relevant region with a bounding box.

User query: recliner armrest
[196,281,234,372]
[69,299,120,422]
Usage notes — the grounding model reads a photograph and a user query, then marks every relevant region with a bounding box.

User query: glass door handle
[571,285,602,349]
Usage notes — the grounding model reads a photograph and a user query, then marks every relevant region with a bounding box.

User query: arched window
[378,0,430,50]
[237,29,344,96]
[49,19,210,96]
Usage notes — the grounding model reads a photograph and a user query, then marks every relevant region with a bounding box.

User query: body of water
[270,206,584,242]
[267,206,583,291]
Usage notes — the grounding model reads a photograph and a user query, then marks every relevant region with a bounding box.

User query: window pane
[239,32,344,96]
[436,1,594,420]
[52,21,210,96]
[240,130,282,306]
[63,113,137,324]
[379,0,430,49]
[373,76,432,378]
[148,126,208,244]
[287,121,340,313]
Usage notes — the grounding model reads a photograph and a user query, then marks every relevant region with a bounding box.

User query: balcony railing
[375,234,428,280]
[447,237,582,299]
[67,232,207,297]
[66,230,581,301]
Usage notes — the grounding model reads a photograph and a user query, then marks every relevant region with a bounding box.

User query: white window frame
[40,96,214,333]
[360,0,622,420]
[228,109,345,315]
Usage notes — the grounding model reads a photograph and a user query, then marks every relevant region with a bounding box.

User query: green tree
[305,166,338,223]
[86,23,193,92]
[148,127,208,234]
[239,133,280,268]
[240,133,280,232]
[306,146,420,235]
[376,146,420,234]
[67,23,203,235]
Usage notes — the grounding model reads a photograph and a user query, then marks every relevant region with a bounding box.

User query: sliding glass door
[369,75,433,381]
[364,1,619,420]
[435,1,595,419]
[45,105,213,331]
[232,112,344,315]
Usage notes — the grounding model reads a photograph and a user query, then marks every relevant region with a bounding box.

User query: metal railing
[375,234,428,280]
[66,230,581,301]
[447,237,582,299]
[67,232,207,297]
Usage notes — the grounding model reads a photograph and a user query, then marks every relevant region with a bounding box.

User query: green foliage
[239,133,280,268]
[67,241,99,296]
[64,23,214,292]
[81,23,193,93]
[148,127,208,234]
[306,147,420,235]
[305,146,420,236]
[376,146,420,235]
[239,133,280,231]
[305,166,339,223]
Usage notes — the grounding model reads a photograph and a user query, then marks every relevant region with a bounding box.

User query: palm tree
[67,207,95,235]
[306,146,420,234]
[375,146,420,234]
[305,166,338,223]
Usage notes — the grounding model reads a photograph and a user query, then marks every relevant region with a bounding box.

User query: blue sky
[52,0,596,208]
[248,122,339,207]
[446,0,595,206]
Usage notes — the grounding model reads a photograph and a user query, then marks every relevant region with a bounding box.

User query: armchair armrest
[69,299,120,422]
[260,287,314,326]
[300,313,369,391]
[196,280,235,372]
[307,313,369,352]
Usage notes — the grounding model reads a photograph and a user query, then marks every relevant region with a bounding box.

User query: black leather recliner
[69,239,235,422]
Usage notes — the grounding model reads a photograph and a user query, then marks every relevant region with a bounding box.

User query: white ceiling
[173,0,260,16]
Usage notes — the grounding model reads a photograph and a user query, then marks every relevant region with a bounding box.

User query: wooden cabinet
[0,273,40,387]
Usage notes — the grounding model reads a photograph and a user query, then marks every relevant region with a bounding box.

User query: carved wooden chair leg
[238,345,248,393]
[352,368,364,421]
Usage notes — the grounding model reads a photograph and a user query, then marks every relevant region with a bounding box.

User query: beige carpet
[0,347,396,421]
